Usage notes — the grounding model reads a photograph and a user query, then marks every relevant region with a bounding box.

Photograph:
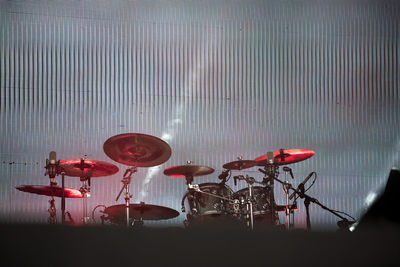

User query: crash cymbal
[103,133,172,167]
[59,159,119,177]
[254,149,315,166]
[103,203,179,221]
[163,165,214,178]
[223,160,256,170]
[16,185,84,198]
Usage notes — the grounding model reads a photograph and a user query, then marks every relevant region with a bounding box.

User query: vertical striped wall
[0,0,399,229]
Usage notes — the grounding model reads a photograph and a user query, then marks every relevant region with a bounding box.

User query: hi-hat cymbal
[59,159,119,178]
[163,165,214,178]
[16,185,84,198]
[103,203,179,221]
[103,133,172,167]
[223,160,256,170]
[254,149,315,166]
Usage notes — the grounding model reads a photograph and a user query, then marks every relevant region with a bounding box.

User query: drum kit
[16,133,354,230]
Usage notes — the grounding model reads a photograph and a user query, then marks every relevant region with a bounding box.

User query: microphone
[45,151,58,185]
[267,151,274,164]
[289,172,315,200]
[283,167,294,179]
[218,170,230,182]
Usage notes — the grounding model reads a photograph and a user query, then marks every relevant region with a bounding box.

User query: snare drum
[182,182,234,226]
[232,186,278,225]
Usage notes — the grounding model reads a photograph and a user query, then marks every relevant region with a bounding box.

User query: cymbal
[59,159,119,178]
[254,149,315,166]
[103,203,179,221]
[163,165,214,178]
[16,185,84,198]
[103,133,172,167]
[223,160,256,170]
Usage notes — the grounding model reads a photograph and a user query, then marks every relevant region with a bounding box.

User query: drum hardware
[115,166,137,227]
[79,176,91,224]
[233,175,257,230]
[289,177,352,231]
[254,149,316,166]
[101,202,179,226]
[16,184,84,224]
[47,197,57,224]
[258,151,279,224]
[65,211,75,225]
[187,183,233,202]
[179,182,234,226]
[44,151,67,224]
[222,157,257,171]
[103,133,172,167]
[164,162,215,185]
[103,133,173,227]
[59,158,119,224]
[282,166,294,230]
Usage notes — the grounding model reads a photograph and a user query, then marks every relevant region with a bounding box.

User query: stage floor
[2,223,399,266]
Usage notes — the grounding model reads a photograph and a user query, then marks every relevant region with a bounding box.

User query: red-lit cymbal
[164,165,214,178]
[254,149,315,166]
[16,185,84,198]
[59,159,119,177]
[103,133,172,167]
[223,160,256,170]
[103,203,179,221]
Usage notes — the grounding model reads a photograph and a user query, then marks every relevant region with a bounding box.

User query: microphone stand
[61,169,66,225]
[262,171,350,231]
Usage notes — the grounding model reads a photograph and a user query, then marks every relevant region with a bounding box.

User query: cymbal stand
[116,166,137,227]
[79,176,91,224]
[282,167,293,230]
[259,150,290,225]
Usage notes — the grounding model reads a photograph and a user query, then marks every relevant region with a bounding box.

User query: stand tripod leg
[305,198,311,231]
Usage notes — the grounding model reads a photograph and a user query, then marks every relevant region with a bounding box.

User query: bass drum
[232,186,278,225]
[182,183,236,227]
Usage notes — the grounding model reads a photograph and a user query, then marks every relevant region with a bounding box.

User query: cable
[330,209,356,221]
[91,204,107,224]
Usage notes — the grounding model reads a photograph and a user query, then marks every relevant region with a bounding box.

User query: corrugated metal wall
[1,0,399,229]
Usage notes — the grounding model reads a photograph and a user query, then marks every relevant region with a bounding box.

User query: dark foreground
[1,222,399,266]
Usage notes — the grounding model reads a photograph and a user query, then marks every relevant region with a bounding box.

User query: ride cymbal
[103,203,179,221]
[163,165,214,178]
[223,160,256,170]
[59,159,119,177]
[103,133,172,167]
[254,149,315,166]
[16,185,84,198]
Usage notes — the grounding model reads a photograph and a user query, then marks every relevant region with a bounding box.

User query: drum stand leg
[283,169,291,230]
[247,183,254,230]
[235,175,255,230]
[79,177,91,224]
[116,166,137,227]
